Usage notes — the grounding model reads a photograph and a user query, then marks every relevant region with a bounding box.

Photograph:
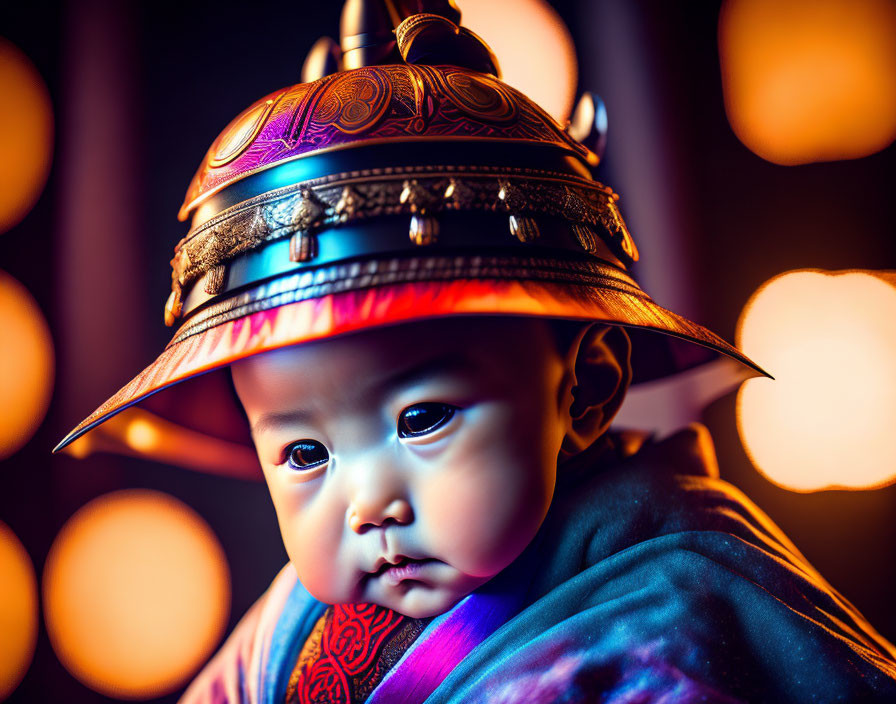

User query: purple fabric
[366,590,523,704]
[471,643,744,704]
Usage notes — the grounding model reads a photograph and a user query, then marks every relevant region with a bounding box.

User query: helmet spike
[301,37,342,83]
[569,92,609,163]
[340,0,403,69]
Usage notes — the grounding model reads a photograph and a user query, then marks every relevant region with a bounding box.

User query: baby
[55,2,896,702]
[181,315,896,704]
[230,317,628,621]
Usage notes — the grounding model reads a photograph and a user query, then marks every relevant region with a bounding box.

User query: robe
[180,425,896,703]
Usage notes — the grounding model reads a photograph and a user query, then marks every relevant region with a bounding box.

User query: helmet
[55,0,766,471]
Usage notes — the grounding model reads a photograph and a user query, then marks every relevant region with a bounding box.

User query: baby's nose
[345,459,414,533]
[348,498,413,534]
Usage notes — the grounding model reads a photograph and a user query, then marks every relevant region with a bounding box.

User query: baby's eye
[284,440,329,470]
[398,403,457,438]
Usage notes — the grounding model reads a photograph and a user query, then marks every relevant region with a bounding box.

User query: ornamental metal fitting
[409,215,439,245]
[289,230,317,262]
[204,264,227,295]
[164,289,182,327]
[400,179,438,214]
[334,186,364,222]
[443,177,476,209]
[509,215,540,243]
[497,179,527,213]
[165,168,636,326]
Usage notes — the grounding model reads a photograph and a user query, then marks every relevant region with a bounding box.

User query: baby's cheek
[280,486,352,603]
[419,471,491,558]
[418,448,548,578]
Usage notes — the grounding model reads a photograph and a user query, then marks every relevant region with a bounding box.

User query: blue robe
[180,426,896,703]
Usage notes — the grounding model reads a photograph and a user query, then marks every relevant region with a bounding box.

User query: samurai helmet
[55,0,766,471]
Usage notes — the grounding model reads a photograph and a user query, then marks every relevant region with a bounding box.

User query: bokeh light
[0,270,54,459]
[64,406,262,480]
[737,270,896,491]
[457,0,577,123]
[0,38,53,232]
[43,490,231,699]
[0,521,38,701]
[719,0,896,165]
[124,417,160,453]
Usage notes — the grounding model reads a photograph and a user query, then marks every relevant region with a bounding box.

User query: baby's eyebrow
[251,409,314,438]
[367,355,476,397]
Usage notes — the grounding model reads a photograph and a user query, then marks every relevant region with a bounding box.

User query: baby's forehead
[240,316,556,370]
[231,316,563,412]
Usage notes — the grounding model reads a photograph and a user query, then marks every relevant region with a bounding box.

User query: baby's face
[231,317,574,618]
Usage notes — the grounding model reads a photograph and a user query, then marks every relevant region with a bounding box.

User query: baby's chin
[369,580,479,619]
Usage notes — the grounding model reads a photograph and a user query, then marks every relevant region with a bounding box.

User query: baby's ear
[559,324,632,458]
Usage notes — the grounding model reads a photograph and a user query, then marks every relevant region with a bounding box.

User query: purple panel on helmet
[179,65,593,220]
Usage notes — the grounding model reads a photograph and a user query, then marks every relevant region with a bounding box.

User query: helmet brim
[54,276,769,461]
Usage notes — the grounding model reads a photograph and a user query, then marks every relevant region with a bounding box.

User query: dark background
[1,1,894,701]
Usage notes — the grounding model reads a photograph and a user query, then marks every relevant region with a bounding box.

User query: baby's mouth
[371,556,439,587]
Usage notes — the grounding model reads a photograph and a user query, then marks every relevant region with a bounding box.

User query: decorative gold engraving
[208,96,282,168]
[180,64,593,219]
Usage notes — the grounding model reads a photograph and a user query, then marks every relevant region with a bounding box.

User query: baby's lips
[378,558,442,587]
[370,553,414,574]
[370,549,442,575]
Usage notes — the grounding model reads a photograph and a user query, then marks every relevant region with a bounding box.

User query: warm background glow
[719,0,896,165]
[457,0,577,123]
[0,521,38,701]
[43,490,231,699]
[0,37,53,233]
[737,270,896,491]
[0,270,54,459]
[64,406,262,480]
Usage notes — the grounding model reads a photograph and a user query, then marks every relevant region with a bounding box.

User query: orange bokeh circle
[719,0,896,165]
[43,490,231,699]
[0,38,53,233]
[0,270,54,459]
[0,521,38,700]
[457,0,578,123]
[737,270,896,491]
